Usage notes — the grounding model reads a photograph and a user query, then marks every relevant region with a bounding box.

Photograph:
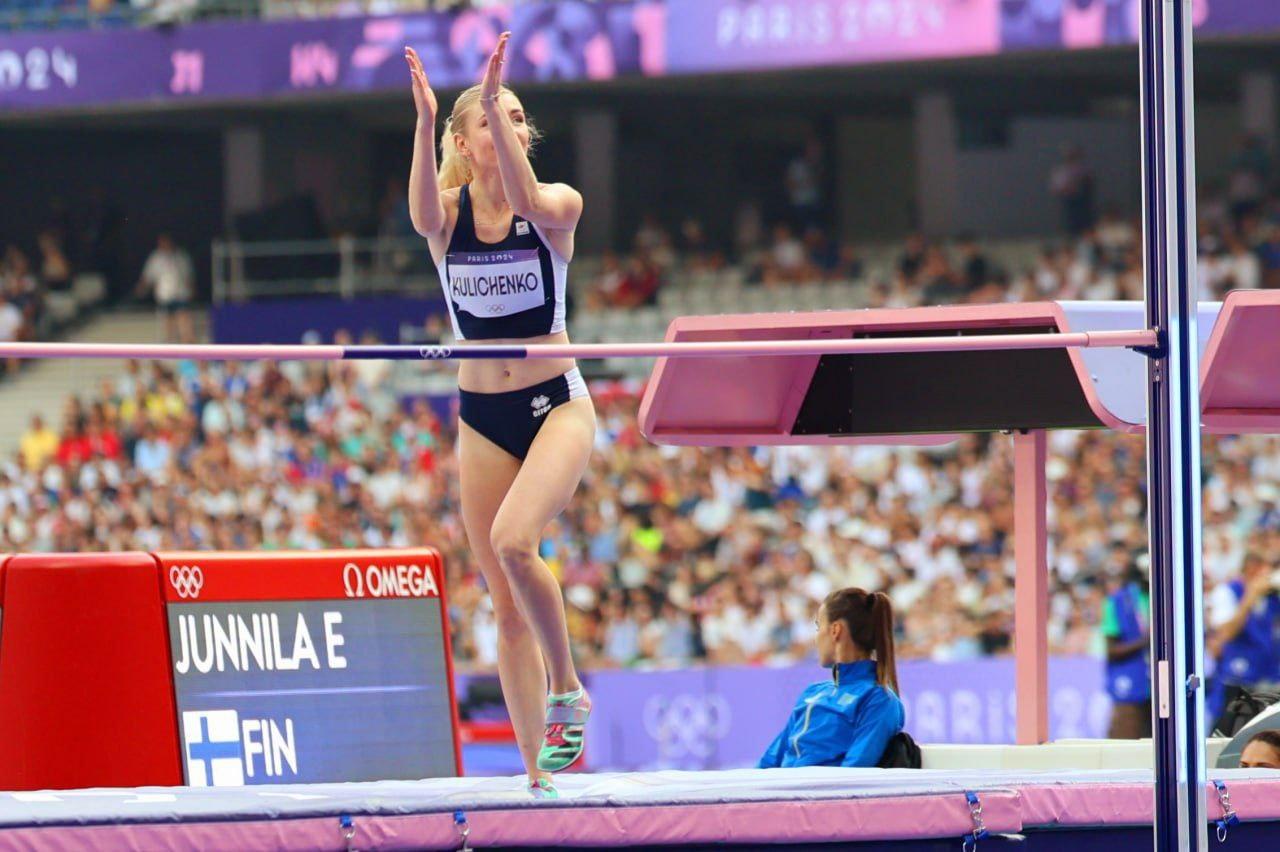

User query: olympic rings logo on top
[418,345,454,360]
[642,693,732,761]
[169,565,204,599]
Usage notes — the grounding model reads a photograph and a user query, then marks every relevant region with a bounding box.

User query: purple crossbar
[0,330,1154,363]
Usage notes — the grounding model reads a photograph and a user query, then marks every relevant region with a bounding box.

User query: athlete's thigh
[494,397,596,537]
[458,418,523,600]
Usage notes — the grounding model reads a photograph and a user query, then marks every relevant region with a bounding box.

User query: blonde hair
[438,83,542,191]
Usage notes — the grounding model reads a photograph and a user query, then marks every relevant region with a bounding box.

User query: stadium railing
[211,235,439,303]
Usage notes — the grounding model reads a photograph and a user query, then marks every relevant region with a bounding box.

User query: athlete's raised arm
[479,33,583,232]
[404,46,448,237]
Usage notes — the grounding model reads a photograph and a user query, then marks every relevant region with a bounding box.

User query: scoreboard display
[159,551,461,786]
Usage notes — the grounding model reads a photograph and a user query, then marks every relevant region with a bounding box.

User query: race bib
[447,249,544,318]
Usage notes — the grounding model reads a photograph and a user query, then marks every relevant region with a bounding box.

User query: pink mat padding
[0,819,359,852]
[7,780,1280,849]
[0,793,1023,850]
[1020,782,1154,827]
[1020,779,1280,827]
[450,794,1023,846]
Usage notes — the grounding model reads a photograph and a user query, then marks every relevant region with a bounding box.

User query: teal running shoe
[536,687,590,772]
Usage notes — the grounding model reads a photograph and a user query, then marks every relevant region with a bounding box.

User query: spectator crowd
[0,240,58,372]
[579,135,1280,314]
[0,212,134,377]
[4,345,1279,678]
[1,126,1277,688]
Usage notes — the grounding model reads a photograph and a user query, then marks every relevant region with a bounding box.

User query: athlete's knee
[491,525,539,578]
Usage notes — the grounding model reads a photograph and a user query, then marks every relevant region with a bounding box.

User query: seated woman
[758,587,905,768]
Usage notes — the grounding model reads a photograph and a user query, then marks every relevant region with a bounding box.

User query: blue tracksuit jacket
[758,660,905,768]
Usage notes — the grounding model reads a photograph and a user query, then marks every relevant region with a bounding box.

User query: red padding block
[0,552,181,790]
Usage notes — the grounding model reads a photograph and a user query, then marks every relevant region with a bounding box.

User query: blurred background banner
[1001,0,1273,51]
[666,0,1000,75]
[585,657,1108,771]
[7,0,1280,113]
[0,0,666,112]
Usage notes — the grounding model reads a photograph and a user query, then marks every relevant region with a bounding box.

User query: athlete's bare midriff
[456,328,576,394]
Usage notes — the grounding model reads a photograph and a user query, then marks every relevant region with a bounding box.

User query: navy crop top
[435,183,569,341]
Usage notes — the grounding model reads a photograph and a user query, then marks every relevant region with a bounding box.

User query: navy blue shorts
[459,368,589,460]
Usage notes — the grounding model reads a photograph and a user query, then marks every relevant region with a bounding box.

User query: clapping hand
[480,32,511,106]
[404,46,437,128]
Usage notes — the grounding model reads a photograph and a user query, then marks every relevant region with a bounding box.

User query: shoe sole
[536,745,586,773]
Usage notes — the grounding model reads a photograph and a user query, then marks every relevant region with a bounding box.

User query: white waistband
[564,367,588,400]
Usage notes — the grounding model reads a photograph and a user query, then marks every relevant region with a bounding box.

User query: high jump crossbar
[0,329,1157,362]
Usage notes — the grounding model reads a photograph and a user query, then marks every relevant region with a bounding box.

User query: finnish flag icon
[183,710,244,787]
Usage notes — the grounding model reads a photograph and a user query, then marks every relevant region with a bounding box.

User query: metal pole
[1138,1,1205,850]
[1013,429,1049,745]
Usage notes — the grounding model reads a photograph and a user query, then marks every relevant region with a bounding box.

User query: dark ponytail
[823,587,900,694]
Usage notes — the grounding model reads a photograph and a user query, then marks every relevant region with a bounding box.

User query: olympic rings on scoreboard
[169,565,205,599]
